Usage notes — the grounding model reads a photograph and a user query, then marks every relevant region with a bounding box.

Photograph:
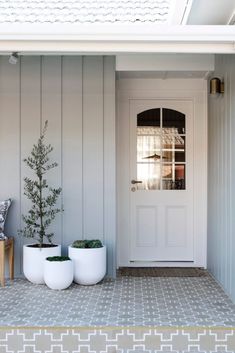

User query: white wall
[0,56,116,277]
[208,54,235,302]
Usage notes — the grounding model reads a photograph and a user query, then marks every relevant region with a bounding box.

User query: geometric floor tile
[0,275,235,327]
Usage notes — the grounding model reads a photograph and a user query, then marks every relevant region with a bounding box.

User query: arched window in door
[137,108,185,190]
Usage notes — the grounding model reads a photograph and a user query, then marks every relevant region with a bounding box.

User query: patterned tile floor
[0,276,235,327]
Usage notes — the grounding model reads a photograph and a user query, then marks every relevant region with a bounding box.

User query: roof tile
[0,0,172,24]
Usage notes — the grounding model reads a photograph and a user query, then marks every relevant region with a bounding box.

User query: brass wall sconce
[210,77,224,95]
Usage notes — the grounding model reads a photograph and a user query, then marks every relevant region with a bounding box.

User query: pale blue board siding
[0,55,116,277]
[41,56,63,248]
[20,57,42,275]
[83,56,104,239]
[208,54,235,302]
[104,56,116,277]
[0,56,21,274]
[62,56,83,248]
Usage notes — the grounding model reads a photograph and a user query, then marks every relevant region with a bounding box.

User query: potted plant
[19,121,62,284]
[68,240,106,285]
[44,256,73,290]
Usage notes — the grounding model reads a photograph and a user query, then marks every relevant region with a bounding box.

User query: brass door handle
[131,180,142,184]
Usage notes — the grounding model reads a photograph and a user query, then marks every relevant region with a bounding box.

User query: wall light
[210,77,224,95]
[9,52,19,65]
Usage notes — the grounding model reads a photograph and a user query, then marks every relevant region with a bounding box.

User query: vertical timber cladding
[0,56,116,277]
[208,54,235,302]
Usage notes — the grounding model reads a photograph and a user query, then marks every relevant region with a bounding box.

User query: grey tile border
[0,327,235,352]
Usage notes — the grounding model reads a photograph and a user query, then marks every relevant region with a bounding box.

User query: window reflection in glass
[136,108,186,190]
[137,163,160,190]
[137,131,161,162]
[163,108,185,134]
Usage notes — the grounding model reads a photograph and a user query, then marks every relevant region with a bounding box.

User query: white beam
[169,0,196,25]
[187,0,235,25]
[181,0,195,25]
[169,0,190,25]
[116,54,214,71]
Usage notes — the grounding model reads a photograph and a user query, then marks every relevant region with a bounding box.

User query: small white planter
[23,244,61,284]
[68,246,106,285]
[44,259,73,290]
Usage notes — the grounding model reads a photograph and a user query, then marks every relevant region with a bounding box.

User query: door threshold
[118,267,208,277]
[121,261,204,268]
[129,260,194,263]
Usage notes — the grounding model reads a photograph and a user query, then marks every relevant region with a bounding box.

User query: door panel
[165,206,187,247]
[136,206,158,247]
[130,100,193,262]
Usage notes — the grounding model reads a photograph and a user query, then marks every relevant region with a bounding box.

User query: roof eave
[0,25,234,54]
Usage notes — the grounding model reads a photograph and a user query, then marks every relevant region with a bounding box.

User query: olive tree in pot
[44,256,73,290]
[68,240,106,285]
[19,121,62,284]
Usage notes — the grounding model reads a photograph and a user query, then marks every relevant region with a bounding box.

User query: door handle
[131,180,142,184]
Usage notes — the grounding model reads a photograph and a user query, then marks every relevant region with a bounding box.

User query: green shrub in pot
[72,239,103,249]
[44,256,73,290]
[19,121,63,284]
[68,239,106,285]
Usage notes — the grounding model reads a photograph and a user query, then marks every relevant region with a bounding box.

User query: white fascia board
[0,25,234,53]
[116,54,215,71]
[0,24,234,40]
[0,41,234,55]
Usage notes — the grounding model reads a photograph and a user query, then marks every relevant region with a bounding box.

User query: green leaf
[18,120,63,247]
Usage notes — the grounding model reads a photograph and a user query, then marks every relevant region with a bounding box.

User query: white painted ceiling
[116,54,214,79]
[186,0,235,25]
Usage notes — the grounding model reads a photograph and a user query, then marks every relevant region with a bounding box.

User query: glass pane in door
[137,163,161,190]
[136,108,186,190]
[175,136,185,162]
[137,109,161,190]
[172,165,186,190]
[163,108,185,134]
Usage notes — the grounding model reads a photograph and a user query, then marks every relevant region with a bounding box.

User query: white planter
[68,246,106,285]
[23,244,61,284]
[44,259,73,290]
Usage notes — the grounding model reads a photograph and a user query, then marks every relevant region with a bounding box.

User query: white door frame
[117,78,207,268]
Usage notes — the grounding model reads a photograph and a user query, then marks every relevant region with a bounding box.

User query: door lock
[131,180,142,184]
[131,187,136,192]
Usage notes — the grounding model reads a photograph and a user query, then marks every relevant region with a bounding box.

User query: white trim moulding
[0,25,234,54]
[0,41,234,55]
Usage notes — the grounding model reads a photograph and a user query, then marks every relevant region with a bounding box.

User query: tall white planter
[23,245,61,284]
[68,246,106,285]
[44,259,73,290]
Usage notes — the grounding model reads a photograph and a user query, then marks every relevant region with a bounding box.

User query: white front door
[130,99,194,262]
